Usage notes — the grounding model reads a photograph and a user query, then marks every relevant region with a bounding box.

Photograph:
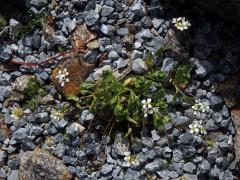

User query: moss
[0,15,7,27]
[25,77,46,110]
[16,12,46,38]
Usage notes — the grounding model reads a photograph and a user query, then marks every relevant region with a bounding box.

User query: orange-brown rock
[71,24,96,50]
[19,148,72,180]
[51,55,95,97]
[230,109,240,171]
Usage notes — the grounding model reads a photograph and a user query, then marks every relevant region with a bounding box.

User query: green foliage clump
[16,12,46,38]
[25,77,46,110]
[68,47,194,136]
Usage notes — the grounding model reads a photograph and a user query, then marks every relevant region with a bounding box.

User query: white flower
[142,98,152,109]
[192,99,210,116]
[189,120,207,136]
[172,17,191,31]
[56,68,70,87]
[141,98,159,117]
[11,107,24,120]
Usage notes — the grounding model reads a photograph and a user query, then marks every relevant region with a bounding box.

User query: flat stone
[51,56,95,97]
[19,148,72,179]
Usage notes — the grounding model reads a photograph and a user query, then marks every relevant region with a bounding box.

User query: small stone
[209,165,221,178]
[101,5,114,16]
[131,50,143,60]
[80,110,95,124]
[151,130,160,141]
[0,52,11,62]
[87,40,100,50]
[62,156,78,166]
[66,123,85,137]
[179,132,195,145]
[108,50,120,60]
[132,2,145,15]
[161,58,178,75]
[32,112,50,123]
[84,50,100,64]
[209,95,223,111]
[85,10,99,26]
[101,164,114,175]
[30,0,48,8]
[142,137,154,149]
[152,18,164,29]
[141,16,152,28]
[162,147,172,159]
[7,170,18,180]
[181,146,196,158]
[218,141,229,151]
[100,24,114,35]
[117,28,129,36]
[172,149,184,162]
[21,139,36,151]
[145,158,167,173]
[13,128,28,142]
[198,160,211,174]
[0,86,12,102]
[183,162,196,174]
[92,65,112,81]
[138,29,153,39]
[181,174,198,180]
[132,58,148,74]
[9,19,22,37]
[62,18,77,34]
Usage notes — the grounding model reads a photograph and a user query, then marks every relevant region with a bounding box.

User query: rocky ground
[0,0,240,179]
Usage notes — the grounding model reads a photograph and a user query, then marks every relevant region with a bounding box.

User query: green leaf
[173,64,194,86]
[67,94,80,102]
[125,128,132,138]
[110,96,118,105]
[127,117,138,125]
[146,52,154,65]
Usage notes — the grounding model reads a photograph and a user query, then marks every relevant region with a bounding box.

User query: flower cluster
[192,99,210,116]
[11,107,25,120]
[56,68,69,87]
[141,98,159,117]
[189,120,207,136]
[123,154,140,167]
[172,17,191,31]
[50,109,64,121]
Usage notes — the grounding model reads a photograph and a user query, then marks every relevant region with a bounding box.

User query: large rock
[51,54,95,97]
[19,148,72,180]
[186,0,240,24]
